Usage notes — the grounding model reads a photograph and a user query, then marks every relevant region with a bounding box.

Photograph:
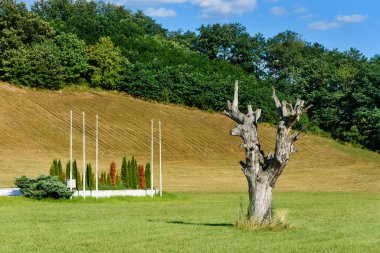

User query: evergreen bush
[116,171,122,186]
[86,163,95,190]
[126,160,132,188]
[106,173,111,186]
[57,159,64,182]
[15,175,73,199]
[99,171,107,186]
[65,160,70,181]
[131,156,139,189]
[73,159,82,190]
[145,162,151,189]
[49,159,65,182]
[121,157,127,186]
[49,159,58,176]
[65,160,77,187]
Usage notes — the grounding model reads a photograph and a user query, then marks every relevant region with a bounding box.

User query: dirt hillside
[1,82,379,192]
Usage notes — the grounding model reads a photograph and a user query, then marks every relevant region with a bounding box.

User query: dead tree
[224,80,311,223]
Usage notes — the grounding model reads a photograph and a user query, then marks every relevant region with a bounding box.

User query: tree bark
[224,80,311,223]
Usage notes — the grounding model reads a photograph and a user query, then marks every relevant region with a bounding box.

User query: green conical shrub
[121,157,127,187]
[99,171,106,186]
[86,163,95,190]
[49,159,58,177]
[126,160,132,188]
[130,156,138,189]
[57,160,65,183]
[73,160,82,190]
[49,159,65,183]
[106,172,111,186]
[132,157,139,189]
[145,162,151,189]
[65,160,77,186]
[65,161,70,181]
[116,171,122,186]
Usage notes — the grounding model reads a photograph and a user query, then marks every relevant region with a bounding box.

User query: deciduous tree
[55,33,88,83]
[87,36,126,89]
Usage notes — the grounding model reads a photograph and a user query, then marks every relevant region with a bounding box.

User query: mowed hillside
[1,82,379,192]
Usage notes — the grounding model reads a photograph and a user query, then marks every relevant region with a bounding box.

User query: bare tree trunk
[224,81,311,223]
[247,176,273,222]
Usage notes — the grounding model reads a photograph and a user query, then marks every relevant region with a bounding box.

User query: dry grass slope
[0,82,379,192]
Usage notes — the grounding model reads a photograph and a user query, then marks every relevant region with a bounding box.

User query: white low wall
[0,188,158,197]
[0,188,22,196]
[73,189,158,197]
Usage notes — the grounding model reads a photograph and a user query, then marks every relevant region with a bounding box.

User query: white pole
[150,119,154,197]
[95,114,99,199]
[159,120,162,197]
[70,110,73,194]
[82,112,86,199]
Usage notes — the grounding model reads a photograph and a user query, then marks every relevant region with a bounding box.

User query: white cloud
[116,0,185,7]
[309,14,368,31]
[122,0,187,4]
[336,14,368,23]
[145,7,177,17]
[308,20,341,30]
[270,6,287,16]
[121,0,258,18]
[301,14,313,20]
[293,6,307,14]
[192,0,258,17]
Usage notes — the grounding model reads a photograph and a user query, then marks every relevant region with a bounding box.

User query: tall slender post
[159,121,162,197]
[70,110,73,194]
[150,119,154,197]
[82,112,86,199]
[95,115,99,199]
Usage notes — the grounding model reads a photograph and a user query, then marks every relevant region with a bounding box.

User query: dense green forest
[0,0,379,151]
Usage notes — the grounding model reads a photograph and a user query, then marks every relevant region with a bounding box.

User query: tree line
[0,0,378,151]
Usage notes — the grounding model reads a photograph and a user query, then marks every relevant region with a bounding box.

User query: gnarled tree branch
[269,88,311,187]
[223,80,244,124]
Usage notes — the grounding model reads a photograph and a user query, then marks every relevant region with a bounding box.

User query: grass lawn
[1,192,379,253]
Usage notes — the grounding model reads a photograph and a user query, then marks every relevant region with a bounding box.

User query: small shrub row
[49,156,151,190]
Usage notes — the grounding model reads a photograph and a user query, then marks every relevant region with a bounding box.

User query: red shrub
[138,164,145,190]
[110,161,116,186]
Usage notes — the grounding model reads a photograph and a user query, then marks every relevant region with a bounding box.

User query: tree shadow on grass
[147,219,233,227]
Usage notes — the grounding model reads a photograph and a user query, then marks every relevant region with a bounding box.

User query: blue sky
[116,0,379,58]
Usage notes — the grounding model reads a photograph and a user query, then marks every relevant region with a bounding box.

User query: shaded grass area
[1,192,379,252]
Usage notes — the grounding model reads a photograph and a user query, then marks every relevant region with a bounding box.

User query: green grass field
[1,192,379,253]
